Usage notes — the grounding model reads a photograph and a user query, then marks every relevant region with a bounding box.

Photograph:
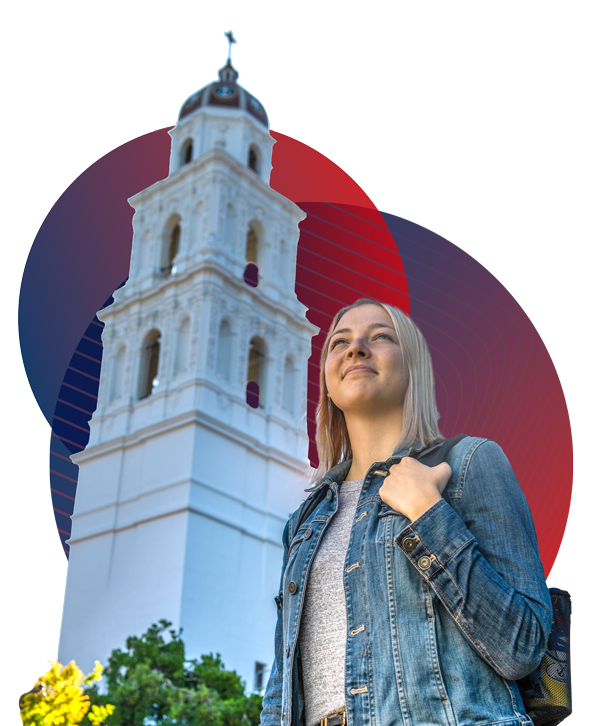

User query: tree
[86,620,263,725]
[20,660,115,726]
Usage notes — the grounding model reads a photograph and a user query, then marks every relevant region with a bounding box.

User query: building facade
[58,60,315,691]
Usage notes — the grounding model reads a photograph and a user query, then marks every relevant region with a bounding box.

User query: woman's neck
[344,409,404,481]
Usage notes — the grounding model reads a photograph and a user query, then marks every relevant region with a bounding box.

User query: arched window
[169,224,180,271]
[245,226,258,263]
[174,317,190,375]
[110,344,126,402]
[244,225,259,287]
[139,329,161,399]
[283,356,296,414]
[217,319,233,380]
[246,337,266,409]
[161,217,181,277]
[248,144,260,173]
[181,138,193,166]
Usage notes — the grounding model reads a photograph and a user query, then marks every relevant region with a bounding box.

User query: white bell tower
[58,55,314,690]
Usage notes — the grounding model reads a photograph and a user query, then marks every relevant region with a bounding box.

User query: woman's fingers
[431,461,452,493]
[379,458,453,521]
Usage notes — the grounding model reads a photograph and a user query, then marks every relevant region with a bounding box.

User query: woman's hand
[379,457,452,522]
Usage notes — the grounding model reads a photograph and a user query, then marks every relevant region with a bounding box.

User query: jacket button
[285,645,290,658]
[418,556,432,570]
[304,528,313,540]
[327,489,333,501]
[401,537,418,552]
[288,581,298,594]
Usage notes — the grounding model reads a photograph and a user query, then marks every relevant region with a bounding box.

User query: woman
[260,298,552,726]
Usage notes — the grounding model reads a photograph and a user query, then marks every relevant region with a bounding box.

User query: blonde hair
[313,299,443,481]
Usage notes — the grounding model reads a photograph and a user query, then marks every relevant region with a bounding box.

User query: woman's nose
[346,338,369,358]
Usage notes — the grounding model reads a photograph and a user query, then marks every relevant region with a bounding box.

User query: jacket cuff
[394,499,475,579]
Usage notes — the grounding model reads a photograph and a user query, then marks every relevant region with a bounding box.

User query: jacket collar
[304,459,352,492]
[305,440,429,492]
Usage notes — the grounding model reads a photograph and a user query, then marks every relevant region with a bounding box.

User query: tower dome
[178,60,268,128]
[168,50,274,181]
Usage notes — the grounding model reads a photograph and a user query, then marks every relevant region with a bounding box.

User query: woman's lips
[344,366,376,377]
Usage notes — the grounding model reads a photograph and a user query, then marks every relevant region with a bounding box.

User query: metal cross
[225,31,237,62]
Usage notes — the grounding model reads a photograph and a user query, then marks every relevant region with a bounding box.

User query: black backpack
[288,435,572,726]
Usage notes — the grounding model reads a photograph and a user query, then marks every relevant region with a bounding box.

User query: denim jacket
[260,437,553,726]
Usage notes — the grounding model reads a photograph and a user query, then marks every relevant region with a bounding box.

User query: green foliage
[86,620,263,726]
[188,654,245,700]
[20,660,114,726]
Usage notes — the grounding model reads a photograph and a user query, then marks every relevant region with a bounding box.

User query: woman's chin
[335,396,395,419]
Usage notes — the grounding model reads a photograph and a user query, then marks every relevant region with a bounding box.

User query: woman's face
[324,304,406,417]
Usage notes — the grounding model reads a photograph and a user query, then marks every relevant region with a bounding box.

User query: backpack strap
[414,434,468,467]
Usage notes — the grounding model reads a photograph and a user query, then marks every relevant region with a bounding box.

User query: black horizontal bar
[77,121,175,131]
[269,121,340,131]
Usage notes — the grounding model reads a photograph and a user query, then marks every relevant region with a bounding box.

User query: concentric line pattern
[377,203,573,724]
[293,202,409,465]
[383,212,572,575]
[50,317,103,555]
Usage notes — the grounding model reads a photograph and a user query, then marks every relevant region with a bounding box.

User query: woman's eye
[330,338,346,349]
[373,333,392,341]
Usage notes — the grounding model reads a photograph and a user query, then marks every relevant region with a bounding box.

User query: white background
[2,1,598,723]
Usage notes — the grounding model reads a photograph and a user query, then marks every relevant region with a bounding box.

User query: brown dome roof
[178,61,268,127]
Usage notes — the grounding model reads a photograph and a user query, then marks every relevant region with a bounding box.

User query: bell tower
[58,52,314,690]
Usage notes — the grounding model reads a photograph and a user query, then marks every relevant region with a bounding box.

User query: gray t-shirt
[298,479,363,726]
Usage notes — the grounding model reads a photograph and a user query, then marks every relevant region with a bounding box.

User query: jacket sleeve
[396,439,553,681]
[260,517,291,726]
